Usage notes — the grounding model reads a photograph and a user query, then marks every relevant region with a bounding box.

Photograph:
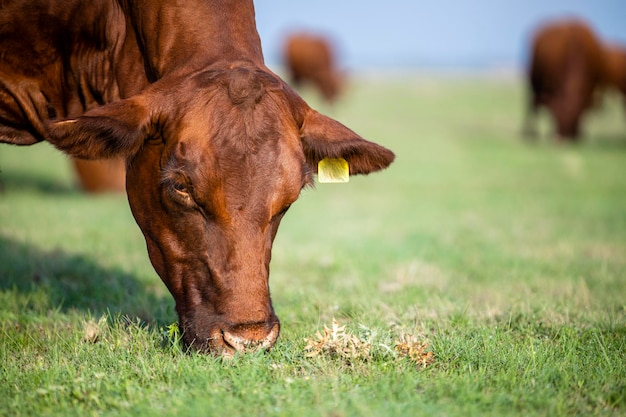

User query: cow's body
[605,45,626,98]
[0,0,394,354]
[283,33,342,103]
[523,19,608,140]
[0,0,137,192]
[71,158,126,193]
[0,0,144,143]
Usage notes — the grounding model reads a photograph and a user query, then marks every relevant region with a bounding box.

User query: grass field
[1,73,625,416]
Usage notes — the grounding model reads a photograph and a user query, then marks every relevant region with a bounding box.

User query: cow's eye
[169,182,194,206]
[173,182,188,194]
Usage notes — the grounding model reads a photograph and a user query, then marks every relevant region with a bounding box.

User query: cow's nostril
[222,322,280,353]
[222,331,246,353]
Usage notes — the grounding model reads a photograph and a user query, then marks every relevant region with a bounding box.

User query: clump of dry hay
[393,333,434,369]
[304,318,434,369]
[304,319,371,361]
[82,316,108,344]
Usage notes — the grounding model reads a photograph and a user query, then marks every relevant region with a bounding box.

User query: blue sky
[254,1,626,70]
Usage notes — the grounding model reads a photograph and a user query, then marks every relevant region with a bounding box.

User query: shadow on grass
[0,169,77,195]
[0,234,174,325]
[586,133,626,149]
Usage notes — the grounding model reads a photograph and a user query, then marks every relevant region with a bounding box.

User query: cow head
[46,66,394,354]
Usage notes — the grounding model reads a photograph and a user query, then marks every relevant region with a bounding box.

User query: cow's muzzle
[186,318,281,355]
[222,321,280,354]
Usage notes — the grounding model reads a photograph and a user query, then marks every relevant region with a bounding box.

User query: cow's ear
[300,109,395,174]
[46,95,152,160]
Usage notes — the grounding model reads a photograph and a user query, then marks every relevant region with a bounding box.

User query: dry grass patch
[304,318,434,369]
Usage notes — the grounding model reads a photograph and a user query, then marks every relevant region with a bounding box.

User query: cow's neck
[120,0,264,80]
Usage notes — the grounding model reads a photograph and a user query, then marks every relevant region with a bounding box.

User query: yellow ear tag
[318,157,349,183]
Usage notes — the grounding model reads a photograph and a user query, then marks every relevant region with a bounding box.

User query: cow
[0,0,395,355]
[283,33,343,104]
[71,158,126,193]
[605,44,626,98]
[523,19,608,141]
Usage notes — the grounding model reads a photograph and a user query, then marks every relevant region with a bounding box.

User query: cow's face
[47,66,394,354]
[126,68,309,353]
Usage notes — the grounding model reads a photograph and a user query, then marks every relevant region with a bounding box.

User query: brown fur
[283,33,343,103]
[71,158,126,193]
[0,0,394,355]
[605,44,626,97]
[523,18,624,141]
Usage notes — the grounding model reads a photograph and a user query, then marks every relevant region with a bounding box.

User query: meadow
[1,72,625,416]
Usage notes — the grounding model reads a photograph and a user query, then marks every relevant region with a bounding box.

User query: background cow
[605,44,626,98]
[283,32,344,104]
[523,19,607,141]
[71,158,126,193]
[0,0,394,355]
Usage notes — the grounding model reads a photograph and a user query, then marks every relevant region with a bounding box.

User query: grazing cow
[523,19,607,140]
[605,45,626,97]
[0,0,394,354]
[283,33,343,103]
[72,158,126,193]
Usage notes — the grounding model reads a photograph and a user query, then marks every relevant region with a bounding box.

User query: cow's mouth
[222,322,280,354]
[183,319,280,355]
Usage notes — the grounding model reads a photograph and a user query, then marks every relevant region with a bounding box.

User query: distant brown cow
[284,33,343,103]
[524,19,608,140]
[605,44,626,97]
[72,158,126,193]
[0,0,394,355]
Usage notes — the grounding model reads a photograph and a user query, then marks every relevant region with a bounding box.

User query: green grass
[1,73,625,416]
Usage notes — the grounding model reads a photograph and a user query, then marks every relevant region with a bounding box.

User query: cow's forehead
[173,66,298,149]
[169,72,303,173]
[160,70,309,213]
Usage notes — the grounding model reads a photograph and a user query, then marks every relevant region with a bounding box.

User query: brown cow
[523,19,608,140]
[0,0,394,355]
[283,33,343,103]
[72,158,126,193]
[605,44,626,97]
